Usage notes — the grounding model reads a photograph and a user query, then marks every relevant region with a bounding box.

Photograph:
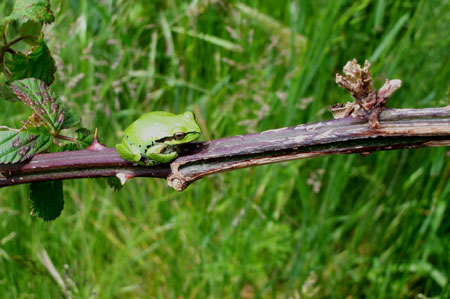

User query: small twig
[6,35,33,48]
[0,29,8,75]
[54,134,79,143]
[2,31,7,45]
[0,126,19,132]
[0,35,33,76]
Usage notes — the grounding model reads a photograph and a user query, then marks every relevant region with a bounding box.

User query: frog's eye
[173,132,185,140]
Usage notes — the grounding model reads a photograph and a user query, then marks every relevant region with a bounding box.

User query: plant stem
[2,31,7,45]
[6,35,32,48]
[0,126,19,131]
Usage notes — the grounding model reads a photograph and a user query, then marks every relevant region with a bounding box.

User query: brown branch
[1,106,449,191]
[1,59,448,191]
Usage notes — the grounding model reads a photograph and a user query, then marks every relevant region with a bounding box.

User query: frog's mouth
[140,144,177,163]
[162,144,177,154]
[147,144,177,154]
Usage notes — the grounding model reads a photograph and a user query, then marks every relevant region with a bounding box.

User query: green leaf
[61,128,93,151]
[0,83,18,102]
[0,75,18,102]
[60,110,80,130]
[0,129,52,164]
[19,20,43,45]
[30,180,64,221]
[3,0,55,25]
[73,128,93,149]
[10,78,65,133]
[105,177,123,192]
[7,39,56,85]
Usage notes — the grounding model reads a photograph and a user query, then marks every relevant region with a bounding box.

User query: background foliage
[1,0,449,297]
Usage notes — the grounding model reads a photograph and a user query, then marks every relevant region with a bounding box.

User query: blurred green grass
[1,0,449,297]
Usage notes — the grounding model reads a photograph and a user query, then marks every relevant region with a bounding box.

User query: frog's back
[125,111,177,145]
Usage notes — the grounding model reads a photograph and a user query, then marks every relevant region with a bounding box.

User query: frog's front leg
[115,138,141,163]
[145,143,178,164]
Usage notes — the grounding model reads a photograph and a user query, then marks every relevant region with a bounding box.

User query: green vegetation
[1,0,449,297]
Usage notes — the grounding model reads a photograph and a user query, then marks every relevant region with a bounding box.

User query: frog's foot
[145,144,178,164]
[116,142,141,163]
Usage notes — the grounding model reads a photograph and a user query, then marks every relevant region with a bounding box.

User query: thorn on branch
[116,172,134,185]
[87,128,107,151]
[330,59,402,129]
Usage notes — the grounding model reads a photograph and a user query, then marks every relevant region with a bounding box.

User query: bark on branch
[1,106,449,191]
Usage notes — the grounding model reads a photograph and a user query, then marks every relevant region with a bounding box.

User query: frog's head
[167,111,201,145]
